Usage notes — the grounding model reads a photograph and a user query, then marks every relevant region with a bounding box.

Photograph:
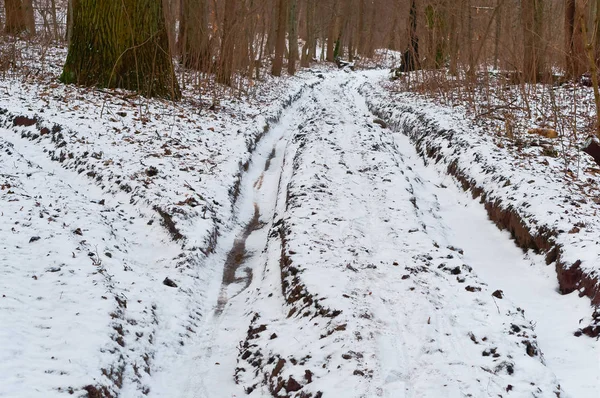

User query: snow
[362,73,600,332]
[0,47,322,396]
[1,56,598,398]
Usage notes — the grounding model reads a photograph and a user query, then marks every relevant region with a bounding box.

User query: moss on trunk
[61,0,180,100]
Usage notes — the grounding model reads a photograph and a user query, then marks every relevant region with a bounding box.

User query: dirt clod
[163,277,177,288]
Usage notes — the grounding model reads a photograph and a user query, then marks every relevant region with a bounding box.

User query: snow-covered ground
[1,65,599,398]
[149,71,597,398]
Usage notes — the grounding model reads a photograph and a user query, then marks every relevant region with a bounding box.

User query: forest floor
[0,50,599,398]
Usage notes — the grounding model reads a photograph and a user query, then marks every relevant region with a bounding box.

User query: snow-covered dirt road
[2,69,598,398]
[149,71,599,398]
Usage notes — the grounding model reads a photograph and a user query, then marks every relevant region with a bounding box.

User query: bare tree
[217,0,238,85]
[180,0,210,70]
[4,0,27,34]
[522,0,545,83]
[288,0,298,75]
[271,0,287,76]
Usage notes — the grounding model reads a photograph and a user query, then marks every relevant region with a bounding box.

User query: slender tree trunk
[326,0,338,62]
[217,0,238,85]
[581,10,600,136]
[50,0,59,41]
[181,0,210,70]
[357,0,365,56]
[366,0,376,57]
[522,0,545,83]
[288,0,298,75]
[66,0,74,42]
[271,0,287,76]
[467,0,475,75]
[265,0,278,57]
[300,0,313,67]
[594,0,600,64]
[22,0,35,35]
[61,0,181,100]
[162,0,177,58]
[4,0,27,35]
[494,0,502,70]
[401,0,419,72]
[449,2,459,75]
[565,0,586,78]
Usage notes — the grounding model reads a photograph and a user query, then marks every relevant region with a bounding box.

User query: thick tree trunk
[180,0,210,70]
[522,0,545,83]
[4,0,27,35]
[61,0,181,100]
[217,0,238,85]
[288,0,298,75]
[271,0,287,76]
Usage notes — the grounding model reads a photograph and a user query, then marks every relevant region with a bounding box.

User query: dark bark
[4,0,27,35]
[23,0,35,35]
[326,1,338,62]
[582,136,600,166]
[300,0,313,67]
[400,0,419,72]
[271,0,287,76]
[288,0,298,75]
[357,0,366,55]
[522,0,545,83]
[180,0,210,70]
[61,0,181,100]
[217,0,238,85]
[565,0,586,78]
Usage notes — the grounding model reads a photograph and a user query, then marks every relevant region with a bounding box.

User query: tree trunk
[565,0,586,78]
[66,0,73,42]
[581,9,600,137]
[217,0,238,85]
[326,0,338,62]
[449,2,459,75]
[61,0,181,100]
[467,0,475,75]
[180,0,210,70]
[4,0,27,35]
[50,0,60,41]
[271,0,287,76]
[494,0,501,70]
[522,0,545,83]
[22,0,35,35]
[401,0,419,72]
[300,0,313,67]
[162,0,177,59]
[594,0,600,65]
[357,0,366,55]
[288,0,298,75]
[366,0,376,57]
